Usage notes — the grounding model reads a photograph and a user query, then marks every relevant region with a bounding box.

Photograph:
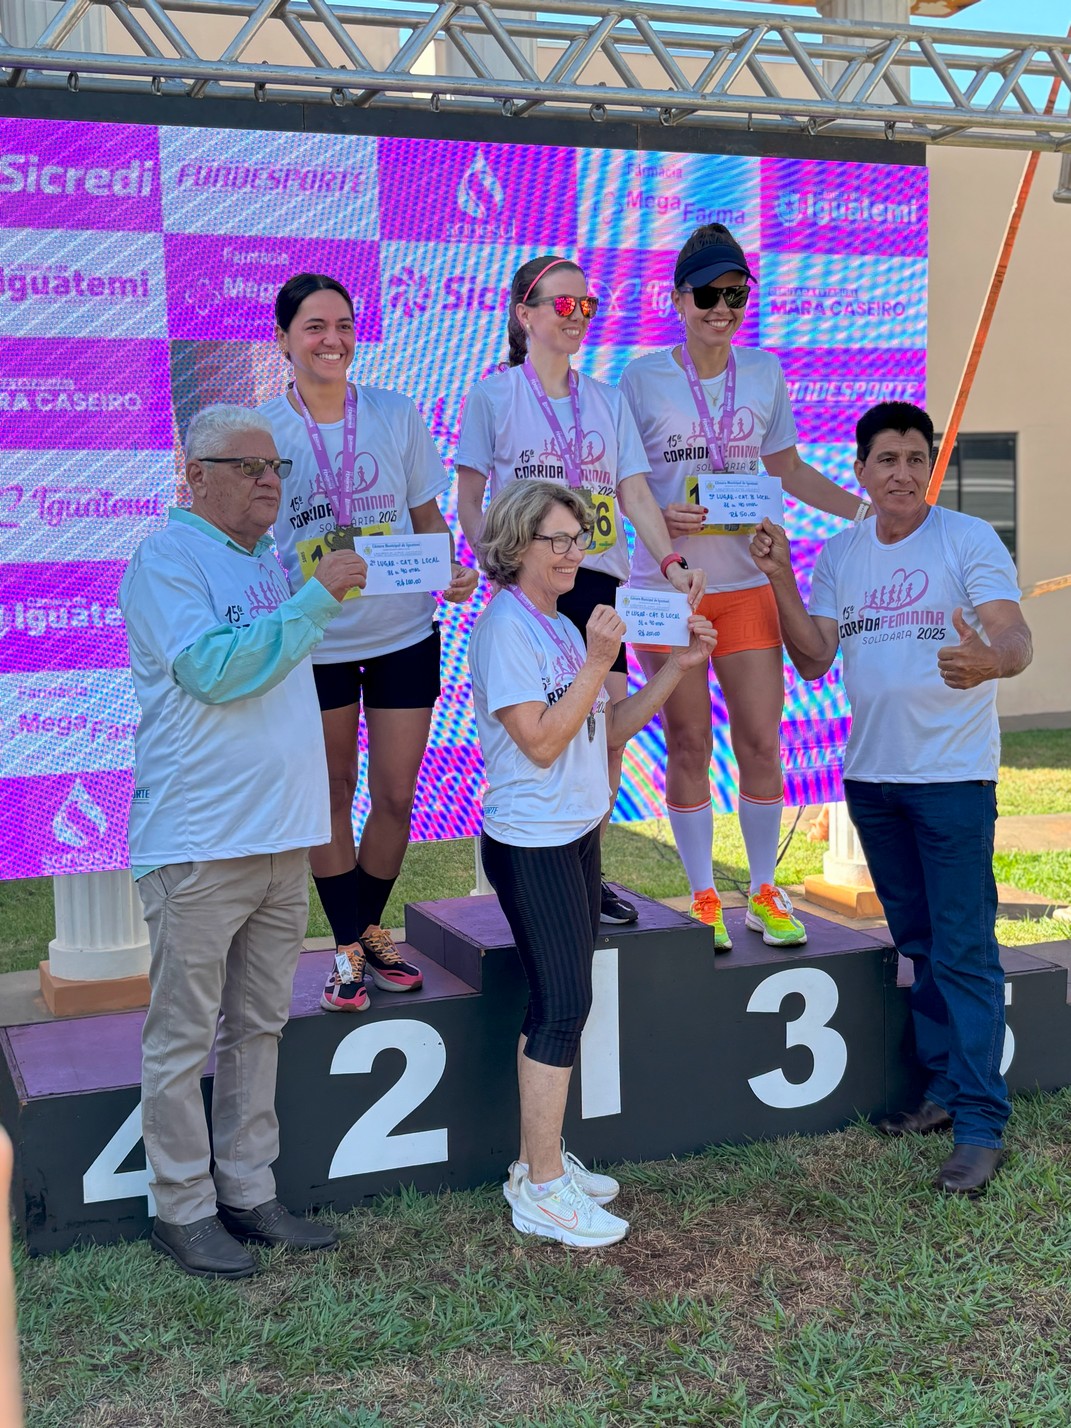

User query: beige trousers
[137,849,309,1224]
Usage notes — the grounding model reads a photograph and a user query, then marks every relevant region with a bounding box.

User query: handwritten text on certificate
[615,588,691,646]
[698,475,784,527]
[359,534,453,596]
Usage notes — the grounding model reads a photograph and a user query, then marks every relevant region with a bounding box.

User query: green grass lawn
[5,726,1071,1425]
[16,1089,1071,1427]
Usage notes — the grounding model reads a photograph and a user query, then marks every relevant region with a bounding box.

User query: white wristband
[853,501,872,523]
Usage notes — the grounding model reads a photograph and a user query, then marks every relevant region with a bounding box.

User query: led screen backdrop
[0,117,927,878]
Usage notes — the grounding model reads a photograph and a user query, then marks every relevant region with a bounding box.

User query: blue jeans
[844,779,1009,1149]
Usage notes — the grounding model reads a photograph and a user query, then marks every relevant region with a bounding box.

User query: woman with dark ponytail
[262,272,478,1015]
[619,223,868,952]
[456,255,704,927]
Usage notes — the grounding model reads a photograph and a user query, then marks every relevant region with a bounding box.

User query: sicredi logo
[0,154,154,199]
[387,268,509,315]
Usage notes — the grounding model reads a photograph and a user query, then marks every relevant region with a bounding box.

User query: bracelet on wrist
[853,501,872,524]
[660,552,688,577]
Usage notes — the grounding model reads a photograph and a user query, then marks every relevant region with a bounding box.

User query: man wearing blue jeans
[751,401,1032,1195]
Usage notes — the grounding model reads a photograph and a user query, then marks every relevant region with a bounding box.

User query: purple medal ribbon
[291,381,357,528]
[507,586,606,741]
[680,346,737,473]
[521,360,585,489]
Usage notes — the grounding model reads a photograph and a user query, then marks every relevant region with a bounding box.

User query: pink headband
[521,258,570,304]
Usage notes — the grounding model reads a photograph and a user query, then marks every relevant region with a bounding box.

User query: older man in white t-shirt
[751,401,1032,1198]
[121,404,366,1278]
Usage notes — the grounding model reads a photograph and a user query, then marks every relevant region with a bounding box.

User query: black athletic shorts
[312,626,441,712]
[556,566,627,676]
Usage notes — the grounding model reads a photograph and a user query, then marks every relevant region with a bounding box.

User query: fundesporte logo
[388,266,430,318]
[51,778,108,848]
[456,151,505,221]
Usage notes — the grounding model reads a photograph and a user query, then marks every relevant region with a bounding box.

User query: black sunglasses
[683,284,751,311]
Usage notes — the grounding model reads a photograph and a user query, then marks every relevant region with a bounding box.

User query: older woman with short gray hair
[468,479,716,1248]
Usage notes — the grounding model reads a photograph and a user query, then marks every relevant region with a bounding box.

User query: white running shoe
[510,1173,629,1248]
[502,1147,620,1207]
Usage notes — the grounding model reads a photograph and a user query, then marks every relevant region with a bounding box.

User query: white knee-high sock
[666,800,716,898]
[739,791,784,894]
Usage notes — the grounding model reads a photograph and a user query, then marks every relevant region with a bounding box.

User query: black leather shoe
[933,1144,1004,1196]
[217,1198,340,1251]
[875,1099,953,1137]
[151,1215,258,1279]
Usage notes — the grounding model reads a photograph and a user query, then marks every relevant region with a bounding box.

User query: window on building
[934,433,1017,560]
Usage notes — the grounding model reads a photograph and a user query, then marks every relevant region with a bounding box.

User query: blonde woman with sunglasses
[620,223,867,952]
[457,254,704,927]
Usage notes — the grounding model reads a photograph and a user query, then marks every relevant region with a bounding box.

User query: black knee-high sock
[313,866,361,947]
[356,864,397,931]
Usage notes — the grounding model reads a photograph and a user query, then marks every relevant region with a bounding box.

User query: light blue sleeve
[173,578,340,705]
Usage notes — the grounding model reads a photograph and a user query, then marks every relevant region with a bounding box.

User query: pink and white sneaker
[320,942,370,1013]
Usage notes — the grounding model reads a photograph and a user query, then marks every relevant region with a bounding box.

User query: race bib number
[686,473,746,536]
[296,525,391,600]
[579,488,617,555]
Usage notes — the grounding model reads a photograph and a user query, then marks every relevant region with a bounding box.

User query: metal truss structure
[1,0,1070,154]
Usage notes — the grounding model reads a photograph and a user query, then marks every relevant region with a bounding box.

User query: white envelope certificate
[615,587,691,646]
[357,533,453,596]
[698,474,785,527]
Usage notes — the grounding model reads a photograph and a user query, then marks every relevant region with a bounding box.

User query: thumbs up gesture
[937,607,998,690]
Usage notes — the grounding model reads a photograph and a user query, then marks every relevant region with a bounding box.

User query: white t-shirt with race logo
[121,513,330,865]
[455,363,649,583]
[619,345,798,593]
[808,505,1020,783]
[262,386,450,663]
[468,590,611,848]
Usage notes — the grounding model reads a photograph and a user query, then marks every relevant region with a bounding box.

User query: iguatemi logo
[51,778,107,849]
[777,189,920,228]
[388,266,430,318]
[0,265,151,305]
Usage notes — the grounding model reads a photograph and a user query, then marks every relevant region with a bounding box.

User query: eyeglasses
[526,295,600,320]
[199,457,294,479]
[533,529,594,554]
[683,284,750,311]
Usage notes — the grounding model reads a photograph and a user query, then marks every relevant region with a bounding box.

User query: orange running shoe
[689,887,732,952]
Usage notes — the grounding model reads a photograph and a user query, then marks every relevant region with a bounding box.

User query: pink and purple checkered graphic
[0,121,926,876]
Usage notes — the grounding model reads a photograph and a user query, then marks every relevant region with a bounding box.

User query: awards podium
[3,889,1070,1255]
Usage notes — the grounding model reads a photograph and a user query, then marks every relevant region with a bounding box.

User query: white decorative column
[41,872,151,1015]
[804,801,884,917]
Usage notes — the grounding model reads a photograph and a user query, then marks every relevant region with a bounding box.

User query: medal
[521,360,585,488]
[292,381,359,529]
[508,587,607,743]
[680,345,737,473]
[325,524,360,551]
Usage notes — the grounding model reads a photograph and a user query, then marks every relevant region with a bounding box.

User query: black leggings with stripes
[480,826,602,1068]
